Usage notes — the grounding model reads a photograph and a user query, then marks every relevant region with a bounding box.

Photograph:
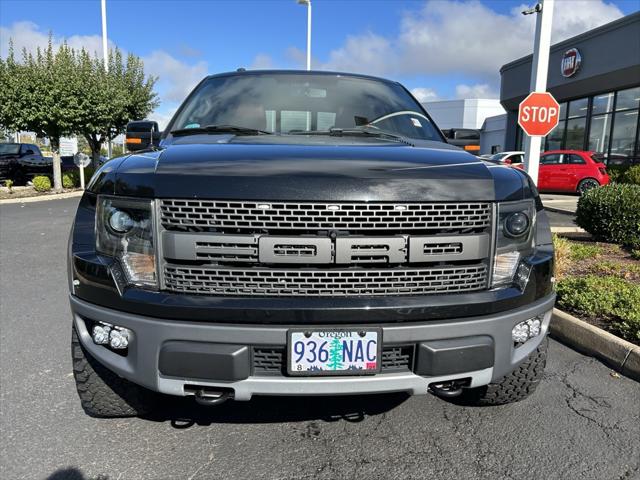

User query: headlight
[491,200,535,288]
[96,196,157,288]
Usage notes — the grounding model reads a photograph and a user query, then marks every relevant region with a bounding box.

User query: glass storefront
[516,86,640,165]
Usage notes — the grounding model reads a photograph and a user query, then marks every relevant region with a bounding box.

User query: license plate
[287,329,381,376]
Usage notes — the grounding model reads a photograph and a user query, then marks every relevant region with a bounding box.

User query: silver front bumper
[70,294,555,401]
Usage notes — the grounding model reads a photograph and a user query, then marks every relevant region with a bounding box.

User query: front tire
[459,337,548,406]
[72,327,157,417]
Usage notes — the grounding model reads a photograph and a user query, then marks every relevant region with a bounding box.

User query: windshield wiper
[289,127,414,145]
[170,124,272,136]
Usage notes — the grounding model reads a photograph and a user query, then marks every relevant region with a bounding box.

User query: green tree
[327,337,344,370]
[77,48,158,166]
[0,38,84,190]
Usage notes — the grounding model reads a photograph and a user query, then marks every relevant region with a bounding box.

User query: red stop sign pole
[518,92,560,137]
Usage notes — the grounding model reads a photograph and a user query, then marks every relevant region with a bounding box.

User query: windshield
[0,143,20,155]
[490,153,508,161]
[168,73,443,141]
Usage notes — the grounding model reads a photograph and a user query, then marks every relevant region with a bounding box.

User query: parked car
[442,128,481,154]
[538,150,609,194]
[68,70,554,417]
[0,142,50,183]
[486,151,525,166]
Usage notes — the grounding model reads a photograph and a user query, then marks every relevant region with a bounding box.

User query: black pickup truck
[0,142,49,183]
[68,71,554,417]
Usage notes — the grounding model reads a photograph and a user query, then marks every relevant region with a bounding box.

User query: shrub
[576,184,640,249]
[606,165,629,183]
[32,175,52,192]
[62,172,78,189]
[556,275,640,343]
[4,179,13,192]
[552,234,571,280]
[622,165,640,186]
[568,242,601,261]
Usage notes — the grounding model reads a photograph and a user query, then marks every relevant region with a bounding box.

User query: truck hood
[92,140,529,202]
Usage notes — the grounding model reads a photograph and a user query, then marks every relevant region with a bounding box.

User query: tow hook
[429,380,468,398]
[193,388,232,406]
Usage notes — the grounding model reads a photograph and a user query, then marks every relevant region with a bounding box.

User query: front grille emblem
[257,204,271,210]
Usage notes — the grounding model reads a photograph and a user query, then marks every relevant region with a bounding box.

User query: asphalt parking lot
[1,197,639,480]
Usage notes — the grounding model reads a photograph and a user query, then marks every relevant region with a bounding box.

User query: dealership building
[499,11,640,164]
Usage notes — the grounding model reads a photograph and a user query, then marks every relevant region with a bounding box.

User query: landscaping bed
[553,234,640,345]
[0,185,81,200]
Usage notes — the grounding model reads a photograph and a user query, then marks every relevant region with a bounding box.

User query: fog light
[528,318,541,337]
[92,324,111,345]
[512,315,544,345]
[109,328,130,349]
[512,322,530,344]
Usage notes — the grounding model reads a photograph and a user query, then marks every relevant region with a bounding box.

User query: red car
[537,150,609,194]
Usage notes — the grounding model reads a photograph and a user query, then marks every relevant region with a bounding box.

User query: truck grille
[159,199,492,233]
[163,264,487,297]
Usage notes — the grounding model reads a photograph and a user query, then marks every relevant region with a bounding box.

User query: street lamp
[101,0,112,159]
[297,0,312,70]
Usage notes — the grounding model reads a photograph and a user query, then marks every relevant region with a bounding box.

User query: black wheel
[72,327,158,417]
[458,337,548,406]
[577,178,600,195]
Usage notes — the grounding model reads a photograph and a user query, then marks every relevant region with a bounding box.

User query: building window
[546,120,565,151]
[566,116,587,150]
[567,98,589,119]
[615,86,640,111]
[591,92,615,115]
[610,110,638,159]
[588,114,612,153]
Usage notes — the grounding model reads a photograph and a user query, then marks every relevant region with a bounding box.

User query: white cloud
[323,32,393,74]
[455,83,498,99]
[143,50,208,103]
[0,20,115,60]
[411,87,439,102]
[323,0,624,79]
[251,53,276,69]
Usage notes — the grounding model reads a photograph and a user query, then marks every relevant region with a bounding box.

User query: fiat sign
[518,92,561,137]
[561,48,582,78]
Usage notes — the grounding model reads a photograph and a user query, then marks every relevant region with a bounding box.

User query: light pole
[522,0,554,185]
[297,0,312,70]
[101,0,112,159]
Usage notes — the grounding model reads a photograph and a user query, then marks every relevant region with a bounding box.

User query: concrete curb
[550,308,640,381]
[0,190,83,205]
[544,205,576,216]
[550,226,586,234]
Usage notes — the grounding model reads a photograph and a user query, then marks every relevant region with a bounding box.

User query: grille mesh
[164,264,487,297]
[160,200,492,232]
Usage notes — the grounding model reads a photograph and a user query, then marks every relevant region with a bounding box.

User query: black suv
[68,71,554,417]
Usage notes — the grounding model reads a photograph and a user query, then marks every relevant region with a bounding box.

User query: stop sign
[518,92,560,137]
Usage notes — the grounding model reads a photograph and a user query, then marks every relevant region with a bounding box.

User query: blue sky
[1,0,638,126]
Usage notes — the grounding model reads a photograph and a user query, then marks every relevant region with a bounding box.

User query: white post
[306,0,312,71]
[523,0,554,186]
[101,0,112,160]
[80,165,85,190]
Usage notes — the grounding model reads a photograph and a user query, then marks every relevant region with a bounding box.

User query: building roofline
[500,11,640,73]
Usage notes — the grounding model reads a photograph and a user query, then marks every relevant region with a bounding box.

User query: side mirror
[126,120,161,152]
[26,149,35,155]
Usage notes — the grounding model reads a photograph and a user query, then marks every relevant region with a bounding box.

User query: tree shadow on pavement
[143,392,410,429]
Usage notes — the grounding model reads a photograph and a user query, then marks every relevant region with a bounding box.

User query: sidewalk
[540,194,578,215]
